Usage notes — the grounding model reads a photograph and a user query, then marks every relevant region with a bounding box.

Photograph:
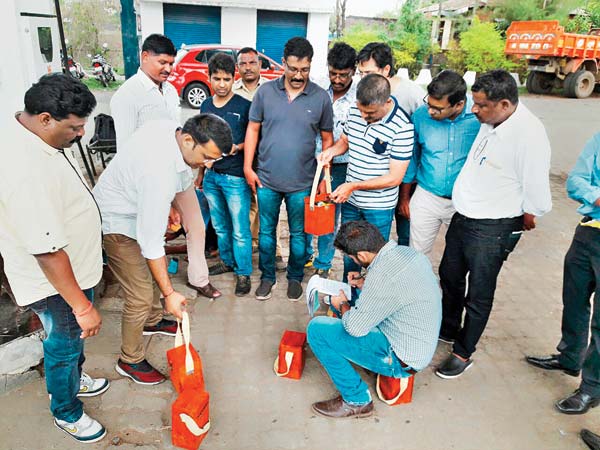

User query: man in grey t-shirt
[244,37,333,302]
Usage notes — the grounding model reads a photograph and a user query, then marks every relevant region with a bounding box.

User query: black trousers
[439,213,524,359]
[557,224,600,397]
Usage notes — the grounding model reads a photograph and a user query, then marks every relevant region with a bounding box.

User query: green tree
[458,18,514,72]
[335,24,384,52]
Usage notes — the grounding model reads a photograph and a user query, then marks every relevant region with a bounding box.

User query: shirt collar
[137,68,163,92]
[367,240,397,271]
[172,129,189,173]
[234,76,267,91]
[492,101,523,139]
[328,80,357,103]
[14,113,59,155]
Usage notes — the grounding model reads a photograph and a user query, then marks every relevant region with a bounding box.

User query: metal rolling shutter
[163,3,221,49]
[256,10,308,62]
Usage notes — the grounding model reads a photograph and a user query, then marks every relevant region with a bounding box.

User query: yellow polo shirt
[0,116,102,306]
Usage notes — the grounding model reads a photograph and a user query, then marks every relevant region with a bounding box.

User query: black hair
[356,74,390,106]
[334,221,386,257]
[208,52,236,77]
[428,70,467,106]
[182,114,233,155]
[357,42,395,77]
[327,42,357,70]
[283,37,314,61]
[238,47,259,57]
[472,70,519,105]
[142,34,176,56]
[24,73,96,120]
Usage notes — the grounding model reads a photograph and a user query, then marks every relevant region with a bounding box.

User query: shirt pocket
[372,139,388,155]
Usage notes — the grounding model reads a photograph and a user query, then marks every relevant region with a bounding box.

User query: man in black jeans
[435,70,552,379]
[526,133,600,415]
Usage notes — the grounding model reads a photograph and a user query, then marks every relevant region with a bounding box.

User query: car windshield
[174,48,188,66]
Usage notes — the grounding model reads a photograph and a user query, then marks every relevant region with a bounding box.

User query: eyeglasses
[328,70,353,81]
[284,63,310,75]
[423,95,452,114]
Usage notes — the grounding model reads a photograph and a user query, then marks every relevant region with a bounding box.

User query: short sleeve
[390,121,415,161]
[319,92,334,131]
[2,176,69,255]
[248,85,265,123]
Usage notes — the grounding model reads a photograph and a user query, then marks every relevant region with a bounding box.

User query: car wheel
[184,83,210,109]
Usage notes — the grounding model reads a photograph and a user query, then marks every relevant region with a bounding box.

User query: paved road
[2,92,600,449]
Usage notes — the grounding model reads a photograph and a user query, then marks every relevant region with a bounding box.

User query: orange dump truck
[505,20,600,98]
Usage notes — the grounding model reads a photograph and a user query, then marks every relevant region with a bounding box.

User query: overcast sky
[345,0,404,17]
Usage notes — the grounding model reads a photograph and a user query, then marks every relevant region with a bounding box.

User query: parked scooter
[89,44,116,87]
[67,55,85,79]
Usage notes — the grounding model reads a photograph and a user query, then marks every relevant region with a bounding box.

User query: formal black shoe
[525,354,580,377]
[555,390,600,415]
[435,353,473,379]
[581,429,600,450]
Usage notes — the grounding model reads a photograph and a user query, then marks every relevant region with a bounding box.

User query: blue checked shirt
[404,97,480,198]
[567,133,600,220]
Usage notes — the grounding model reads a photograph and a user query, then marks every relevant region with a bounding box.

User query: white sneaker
[54,412,107,443]
[78,372,110,397]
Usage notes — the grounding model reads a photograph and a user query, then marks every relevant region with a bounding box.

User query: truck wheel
[183,83,210,109]
[565,70,595,98]
[526,72,554,95]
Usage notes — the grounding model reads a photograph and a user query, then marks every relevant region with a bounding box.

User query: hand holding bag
[166,311,205,393]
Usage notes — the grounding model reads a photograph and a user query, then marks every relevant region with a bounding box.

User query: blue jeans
[28,289,94,422]
[195,188,211,227]
[305,163,347,270]
[257,186,309,282]
[307,316,411,405]
[203,170,253,276]
[341,202,395,280]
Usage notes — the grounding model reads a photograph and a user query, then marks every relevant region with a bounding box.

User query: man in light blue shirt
[399,70,480,259]
[526,133,600,416]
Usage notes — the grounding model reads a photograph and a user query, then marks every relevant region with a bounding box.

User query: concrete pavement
[1,93,599,449]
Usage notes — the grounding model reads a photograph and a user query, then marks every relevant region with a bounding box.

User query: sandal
[187,282,222,299]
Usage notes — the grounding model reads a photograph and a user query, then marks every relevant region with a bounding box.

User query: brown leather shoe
[311,395,374,419]
[186,282,222,299]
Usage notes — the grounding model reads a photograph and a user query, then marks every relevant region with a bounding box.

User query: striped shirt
[344,96,414,210]
[342,241,442,371]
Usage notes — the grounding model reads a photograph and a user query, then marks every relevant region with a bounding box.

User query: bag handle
[179,414,210,436]
[309,161,332,210]
[375,374,410,405]
[174,311,194,375]
[273,351,294,377]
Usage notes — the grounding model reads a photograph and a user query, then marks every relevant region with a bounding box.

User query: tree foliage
[456,18,515,72]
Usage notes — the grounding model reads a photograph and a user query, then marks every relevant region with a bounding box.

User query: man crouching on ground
[307,221,441,418]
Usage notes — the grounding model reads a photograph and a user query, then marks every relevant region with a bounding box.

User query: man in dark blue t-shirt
[200,53,253,296]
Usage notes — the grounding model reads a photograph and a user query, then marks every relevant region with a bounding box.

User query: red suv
[167,44,284,108]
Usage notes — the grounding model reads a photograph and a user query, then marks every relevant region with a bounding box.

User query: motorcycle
[90,45,116,87]
[67,55,85,79]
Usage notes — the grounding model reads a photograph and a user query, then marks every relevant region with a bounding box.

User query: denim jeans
[28,289,94,422]
[257,186,309,282]
[305,163,347,270]
[439,213,523,359]
[307,316,411,405]
[341,202,395,280]
[556,225,600,397]
[203,170,253,276]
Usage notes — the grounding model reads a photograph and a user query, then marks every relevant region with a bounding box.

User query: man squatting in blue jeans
[307,221,442,418]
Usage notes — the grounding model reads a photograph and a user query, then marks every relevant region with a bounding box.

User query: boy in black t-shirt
[200,53,253,296]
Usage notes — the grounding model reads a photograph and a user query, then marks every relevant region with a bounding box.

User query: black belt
[210,167,229,175]
[455,212,523,225]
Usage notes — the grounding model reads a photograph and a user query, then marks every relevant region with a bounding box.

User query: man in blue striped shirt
[399,70,480,259]
[319,74,414,280]
[307,221,441,418]
[526,133,600,415]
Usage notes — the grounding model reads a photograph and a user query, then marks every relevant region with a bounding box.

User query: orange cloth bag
[304,161,335,236]
[376,374,414,405]
[171,388,210,450]
[273,330,307,380]
[166,311,205,393]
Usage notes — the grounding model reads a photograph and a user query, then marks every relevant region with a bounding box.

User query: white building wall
[139,0,164,40]
[221,7,256,48]
[142,0,332,14]
[306,12,330,79]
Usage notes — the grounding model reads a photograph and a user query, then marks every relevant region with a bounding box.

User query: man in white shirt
[435,70,552,379]
[93,114,232,385]
[110,34,221,300]
[356,42,425,247]
[0,74,108,443]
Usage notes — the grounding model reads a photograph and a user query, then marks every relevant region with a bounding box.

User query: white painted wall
[306,12,330,79]
[221,7,256,48]
[142,0,333,14]
[139,0,164,41]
